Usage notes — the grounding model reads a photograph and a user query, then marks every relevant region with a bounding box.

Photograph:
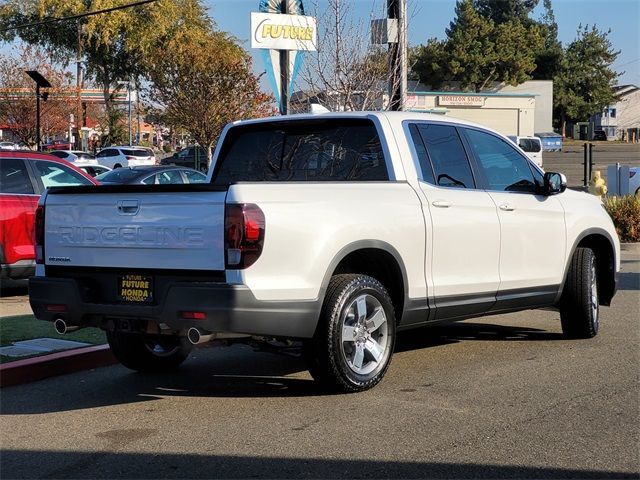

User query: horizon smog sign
[251,12,317,51]
[438,95,486,107]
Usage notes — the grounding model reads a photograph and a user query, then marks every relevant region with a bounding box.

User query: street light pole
[35,84,41,151]
[26,71,52,151]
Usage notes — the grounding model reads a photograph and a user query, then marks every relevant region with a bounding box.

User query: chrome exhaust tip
[53,318,82,335]
[187,327,214,345]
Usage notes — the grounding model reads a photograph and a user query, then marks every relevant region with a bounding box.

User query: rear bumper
[28,276,320,338]
[1,260,35,280]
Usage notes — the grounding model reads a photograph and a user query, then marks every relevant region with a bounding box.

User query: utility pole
[387,0,407,111]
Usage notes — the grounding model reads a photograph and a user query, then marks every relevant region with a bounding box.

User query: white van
[507,136,543,168]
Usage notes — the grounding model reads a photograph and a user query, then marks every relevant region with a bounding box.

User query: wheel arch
[559,228,617,306]
[319,241,408,326]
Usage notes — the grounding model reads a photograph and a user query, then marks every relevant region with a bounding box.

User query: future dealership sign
[251,12,317,51]
[251,1,316,114]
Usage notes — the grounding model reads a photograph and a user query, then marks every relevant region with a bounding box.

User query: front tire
[107,331,192,372]
[303,274,396,393]
[560,247,599,339]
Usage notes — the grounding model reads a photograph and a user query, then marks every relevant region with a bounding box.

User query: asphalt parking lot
[1,244,638,479]
[544,142,640,188]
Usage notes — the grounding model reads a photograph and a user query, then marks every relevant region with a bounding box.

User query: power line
[614,58,640,68]
[0,0,158,34]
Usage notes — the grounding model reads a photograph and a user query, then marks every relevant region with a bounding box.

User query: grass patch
[0,314,106,364]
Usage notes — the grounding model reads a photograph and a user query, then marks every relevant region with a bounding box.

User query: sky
[204,0,640,89]
[1,0,638,90]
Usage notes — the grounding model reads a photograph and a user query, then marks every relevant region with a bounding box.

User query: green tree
[147,28,275,164]
[554,25,619,136]
[410,39,449,88]
[412,0,543,92]
[0,0,210,145]
[532,0,563,80]
[474,0,539,24]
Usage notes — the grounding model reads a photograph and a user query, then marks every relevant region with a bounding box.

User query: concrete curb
[0,344,116,388]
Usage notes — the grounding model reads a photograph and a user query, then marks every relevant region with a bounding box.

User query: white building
[593,85,640,141]
[291,80,553,139]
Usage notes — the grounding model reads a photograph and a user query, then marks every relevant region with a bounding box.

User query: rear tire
[107,331,192,372]
[560,247,599,339]
[113,163,122,169]
[303,274,396,393]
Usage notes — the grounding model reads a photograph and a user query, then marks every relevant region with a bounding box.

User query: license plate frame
[117,274,154,304]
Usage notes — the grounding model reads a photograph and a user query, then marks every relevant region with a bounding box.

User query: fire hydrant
[589,170,608,198]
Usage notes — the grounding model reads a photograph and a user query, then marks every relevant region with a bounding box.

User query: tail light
[224,204,265,269]
[35,205,45,264]
[125,155,136,161]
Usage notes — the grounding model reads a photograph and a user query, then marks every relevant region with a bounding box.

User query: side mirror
[543,172,567,195]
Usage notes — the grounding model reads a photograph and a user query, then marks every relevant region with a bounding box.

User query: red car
[0,150,98,280]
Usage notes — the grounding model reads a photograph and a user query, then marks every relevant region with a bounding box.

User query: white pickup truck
[29,112,620,392]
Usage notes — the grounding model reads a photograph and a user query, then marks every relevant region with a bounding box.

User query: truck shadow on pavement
[1,450,636,479]
[1,321,569,415]
[395,322,564,354]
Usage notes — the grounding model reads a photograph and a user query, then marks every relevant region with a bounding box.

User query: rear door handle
[499,203,515,212]
[432,200,453,208]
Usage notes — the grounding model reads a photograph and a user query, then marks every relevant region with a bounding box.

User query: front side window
[464,129,538,193]
[0,159,34,194]
[213,119,388,183]
[33,161,92,188]
[416,124,475,189]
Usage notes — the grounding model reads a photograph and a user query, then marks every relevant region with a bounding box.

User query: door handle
[499,203,515,211]
[432,200,452,208]
[117,200,140,215]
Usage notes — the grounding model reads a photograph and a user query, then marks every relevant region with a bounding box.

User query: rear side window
[408,124,436,184]
[416,124,475,189]
[122,149,149,157]
[97,149,117,158]
[183,170,207,184]
[213,119,388,183]
[518,138,541,153]
[0,159,34,194]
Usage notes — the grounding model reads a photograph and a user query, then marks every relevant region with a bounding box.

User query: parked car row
[0,149,208,281]
[160,146,209,172]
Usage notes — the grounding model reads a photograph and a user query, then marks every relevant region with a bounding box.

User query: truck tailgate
[43,185,227,271]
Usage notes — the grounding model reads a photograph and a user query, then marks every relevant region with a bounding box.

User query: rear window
[121,149,150,157]
[518,138,541,153]
[96,168,143,183]
[212,119,388,183]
